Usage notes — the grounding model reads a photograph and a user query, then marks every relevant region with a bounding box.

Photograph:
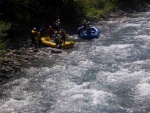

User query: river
[0,9,150,113]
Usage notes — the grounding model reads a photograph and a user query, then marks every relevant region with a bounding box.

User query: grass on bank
[82,0,118,20]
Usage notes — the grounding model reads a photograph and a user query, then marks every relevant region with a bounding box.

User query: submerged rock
[51,50,62,53]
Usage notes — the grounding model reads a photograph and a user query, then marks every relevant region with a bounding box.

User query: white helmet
[33,27,36,30]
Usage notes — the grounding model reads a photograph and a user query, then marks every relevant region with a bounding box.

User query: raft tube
[78,26,100,39]
[41,37,74,49]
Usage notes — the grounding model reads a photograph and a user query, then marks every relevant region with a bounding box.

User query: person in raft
[37,29,42,48]
[82,20,87,30]
[77,26,84,36]
[46,26,55,38]
[55,34,63,49]
[31,27,37,48]
[86,25,91,35]
[60,29,67,44]
[53,19,61,31]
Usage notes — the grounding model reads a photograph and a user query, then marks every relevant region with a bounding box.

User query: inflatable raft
[41,37,74,49]
[78,26,100,39]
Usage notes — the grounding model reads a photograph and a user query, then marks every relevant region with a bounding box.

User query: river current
[0,9,150,113]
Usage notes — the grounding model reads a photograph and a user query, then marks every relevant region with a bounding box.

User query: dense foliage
[0,21,11,53]
[0,0,148,28]
[0,0,149,53]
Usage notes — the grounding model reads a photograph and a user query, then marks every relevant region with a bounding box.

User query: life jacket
[33,31,38,41]
[31,30,35,33]
[49,29,55,36]
[86,27,91,35]
[60,31,66,37]
[82,22,87,29]
[55,36,63,44]
[54,21,59,29]
[31,30,37,39]
[37,31,41,39]
[54,21,61,30]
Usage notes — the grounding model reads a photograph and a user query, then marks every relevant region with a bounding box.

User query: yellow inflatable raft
[41,37,74,49]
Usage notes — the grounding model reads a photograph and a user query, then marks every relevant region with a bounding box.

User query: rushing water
[0,9,150,113]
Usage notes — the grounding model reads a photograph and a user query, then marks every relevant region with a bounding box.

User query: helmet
[49,26,52,29]
[33,27,36,30]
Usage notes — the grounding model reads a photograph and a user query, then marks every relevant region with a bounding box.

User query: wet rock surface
[0,43,63,82]
[0,48,34,80]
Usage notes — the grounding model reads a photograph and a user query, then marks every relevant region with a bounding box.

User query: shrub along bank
[0,21,11,54]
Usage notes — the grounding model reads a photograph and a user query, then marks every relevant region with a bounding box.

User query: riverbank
[0,40,63,83]
[0,42,36,81]
[99,4,150,21]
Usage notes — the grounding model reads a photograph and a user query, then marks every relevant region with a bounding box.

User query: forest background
[0,0,150,54]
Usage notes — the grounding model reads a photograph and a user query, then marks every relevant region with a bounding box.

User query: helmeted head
[39,28,42,31]
[49,26,52,29]
[33,27,36,30]
[57,19,60,22]
[55,31,58,34]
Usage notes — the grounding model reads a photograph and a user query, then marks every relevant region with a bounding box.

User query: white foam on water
[22,67,41,75]
[89,44,134,62]
[0,98,28,112]
[0,78,32,112]
[136,83,150,97]
[109,44,134,49]
[78,59,95,69]
[49,81,116,113]
[91,44,133,54]
[91,89,115,105]
[133,76,150,111]
[136,35,150,39]
[123,23,141,27]
[69,50,87,61]
[71,94,84,100]
[135,35,150,45]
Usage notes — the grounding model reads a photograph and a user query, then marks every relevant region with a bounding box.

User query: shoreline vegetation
[0,0,150,82]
